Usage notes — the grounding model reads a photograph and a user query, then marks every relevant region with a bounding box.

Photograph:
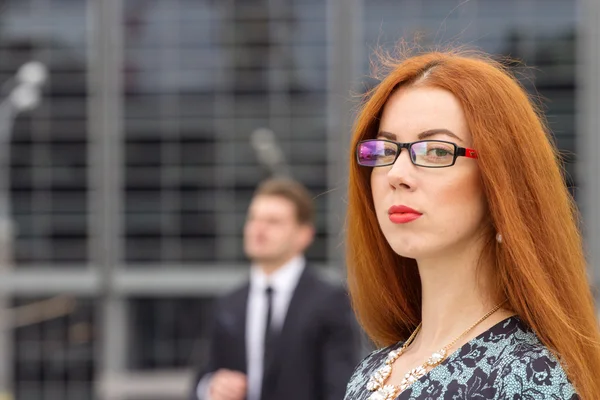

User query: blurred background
[0,0,598,399]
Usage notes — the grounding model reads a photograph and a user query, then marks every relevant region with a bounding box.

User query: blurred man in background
[191,178,359,400]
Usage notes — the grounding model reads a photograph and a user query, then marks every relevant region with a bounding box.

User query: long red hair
[346,49,600,398]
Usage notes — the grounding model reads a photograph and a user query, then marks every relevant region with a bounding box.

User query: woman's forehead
[379,86,472,145]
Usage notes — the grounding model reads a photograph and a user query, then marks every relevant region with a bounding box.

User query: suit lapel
[224,284,249,373]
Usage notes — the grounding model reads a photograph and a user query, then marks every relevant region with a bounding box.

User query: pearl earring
[496,233,503,244]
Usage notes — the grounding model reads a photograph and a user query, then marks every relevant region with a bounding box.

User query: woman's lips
[388,205,422,224]
[389,213,421,224]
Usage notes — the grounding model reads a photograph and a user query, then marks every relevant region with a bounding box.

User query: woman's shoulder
[345,341,403,399]
[486,316,579,399]
[408,316,578,399]
[344,316,579,399]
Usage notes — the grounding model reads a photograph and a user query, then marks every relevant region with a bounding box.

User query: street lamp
[0,60,48,266]
[0,60,48,400]
[250,127,291,177]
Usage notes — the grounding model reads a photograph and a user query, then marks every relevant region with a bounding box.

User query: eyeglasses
[356,139,478,168]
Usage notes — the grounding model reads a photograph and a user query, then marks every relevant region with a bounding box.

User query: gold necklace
[366,300,507,400]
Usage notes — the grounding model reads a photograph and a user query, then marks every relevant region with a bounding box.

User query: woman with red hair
[344,50,600,399]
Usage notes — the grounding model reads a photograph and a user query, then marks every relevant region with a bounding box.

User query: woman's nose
[386,148,416,190]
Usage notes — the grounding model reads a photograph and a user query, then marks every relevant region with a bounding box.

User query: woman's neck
[409,246,510,354]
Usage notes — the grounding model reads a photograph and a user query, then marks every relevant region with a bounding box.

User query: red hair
[346,49,600,398]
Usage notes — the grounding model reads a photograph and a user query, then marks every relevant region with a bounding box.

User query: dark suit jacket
[191,266,360,400]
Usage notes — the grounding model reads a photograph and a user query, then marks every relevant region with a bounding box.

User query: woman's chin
[388,242,423,259]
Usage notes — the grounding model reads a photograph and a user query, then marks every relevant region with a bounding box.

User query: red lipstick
[388,205,422,224]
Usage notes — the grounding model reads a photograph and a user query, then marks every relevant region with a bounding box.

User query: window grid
[0,0,583,399]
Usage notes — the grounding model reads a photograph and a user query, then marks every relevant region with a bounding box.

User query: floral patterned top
[345,316,578,399]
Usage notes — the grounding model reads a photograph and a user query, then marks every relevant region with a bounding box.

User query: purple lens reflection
[357,140,396,166]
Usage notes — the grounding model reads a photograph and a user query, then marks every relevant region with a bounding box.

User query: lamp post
[0,60,47,399]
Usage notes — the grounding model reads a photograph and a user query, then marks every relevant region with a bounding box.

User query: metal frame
[327,0,363,269]
[88,0,126,398]
[85,0,359,398]
[577,0,600,301]
[0,0,363,395]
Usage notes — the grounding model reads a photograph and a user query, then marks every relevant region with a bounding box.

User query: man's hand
[208,369,247,400]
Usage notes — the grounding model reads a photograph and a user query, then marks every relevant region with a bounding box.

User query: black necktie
[263,286,275,367]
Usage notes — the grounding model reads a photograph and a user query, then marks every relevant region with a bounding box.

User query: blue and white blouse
[345,316,578,399]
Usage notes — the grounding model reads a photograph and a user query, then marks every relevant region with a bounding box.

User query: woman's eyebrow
[417,129,464,143]
[376,131,396,140]
[377,129,464,143]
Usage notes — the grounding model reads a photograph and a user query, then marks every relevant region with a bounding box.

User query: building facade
[0,0,596,399]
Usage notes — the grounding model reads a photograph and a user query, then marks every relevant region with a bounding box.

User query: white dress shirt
[197,256,306,400]
[245,256,305,400]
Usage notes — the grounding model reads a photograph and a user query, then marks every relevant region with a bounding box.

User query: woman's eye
[428,148,452,157]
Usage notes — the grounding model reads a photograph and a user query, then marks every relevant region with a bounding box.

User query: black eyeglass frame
[356,139,478,168]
